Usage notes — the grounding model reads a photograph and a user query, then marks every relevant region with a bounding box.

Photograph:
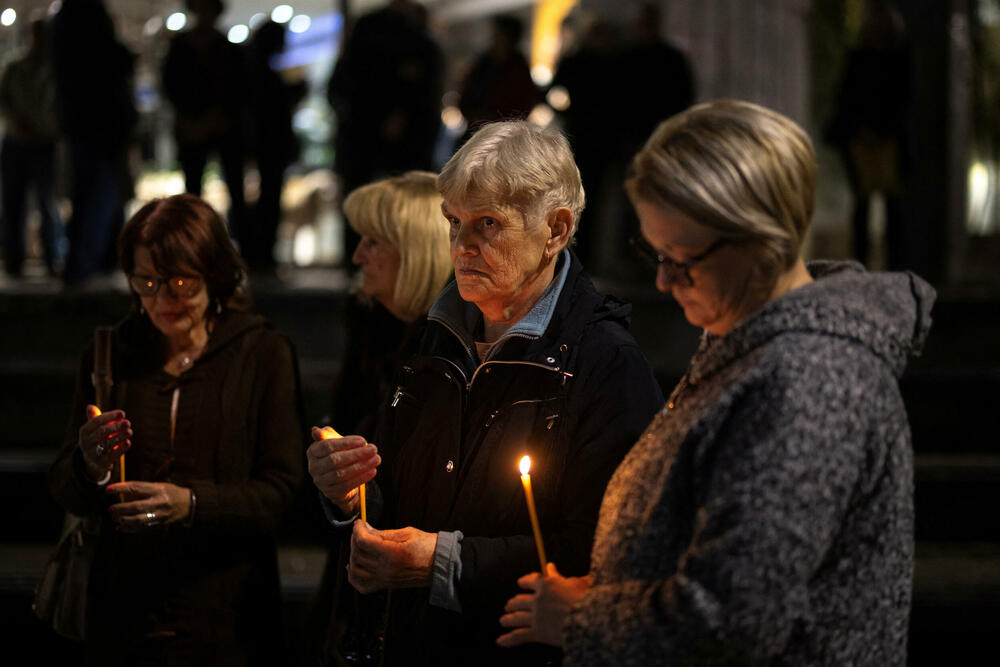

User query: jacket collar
[423,249,631,373]
[427,249,571,361]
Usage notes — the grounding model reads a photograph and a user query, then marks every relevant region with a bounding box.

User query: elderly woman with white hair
[306,121,662,665]
[497,100,934,665]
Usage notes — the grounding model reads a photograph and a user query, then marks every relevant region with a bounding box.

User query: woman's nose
[351,243,365,265]
[452,222,477,255]
[655,264,674,293]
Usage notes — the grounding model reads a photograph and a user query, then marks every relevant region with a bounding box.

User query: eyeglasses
[128,274,203,298]
[630,234,727,287]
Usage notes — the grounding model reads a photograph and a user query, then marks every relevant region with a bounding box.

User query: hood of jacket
[688,260,936,384]
[116,308,270,373]
[423,249,633,372]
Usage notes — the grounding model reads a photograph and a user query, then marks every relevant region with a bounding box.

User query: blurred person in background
[163,0,249,252]
[51,0,136,287]
[327,0,443,261]
[497,100,933,666]
[0,17,63,278]
[306,171,452,665]
[306,121,662,665]
[619,1,694,156]
[456,15,540,148]
[245,19,306,274]
[826,0,910,269]
[49,194,304,665]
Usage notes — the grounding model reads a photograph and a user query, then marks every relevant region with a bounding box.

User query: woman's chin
[152,316,191,337]
[455,278,491,304]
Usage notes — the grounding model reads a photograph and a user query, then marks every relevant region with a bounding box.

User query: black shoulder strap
[92,326,114,410]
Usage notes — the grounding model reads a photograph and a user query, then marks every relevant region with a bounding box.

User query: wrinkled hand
[78,405,132,481]
[106,481,191,532]
[347,521,436,594]
[306,426,379,515]
[497,563,592,648]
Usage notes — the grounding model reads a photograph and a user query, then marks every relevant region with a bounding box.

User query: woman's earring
[139,304,145,315]
[216,300,222,315]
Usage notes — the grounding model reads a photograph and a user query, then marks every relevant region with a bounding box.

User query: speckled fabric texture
[563,261,935,666]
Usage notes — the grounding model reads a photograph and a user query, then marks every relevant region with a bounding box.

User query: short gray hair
[626,99,816,286]
[438,121,585,232]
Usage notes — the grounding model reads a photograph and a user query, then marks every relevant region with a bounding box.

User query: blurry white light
[289,14,311,33]
[293,106,320,133]
[249,12,267,30]
[293,224,316,266]
[546,86,570,111]
[227,24,249,44]
[531,65,553,87]
[166,12,186,31]
[441,106,465,131]
[528,103,555,128]
[967,161,992,233]
[271,5,294,24]
[48,1,61,17]
[144,16,164,36]
[1,9,17,26]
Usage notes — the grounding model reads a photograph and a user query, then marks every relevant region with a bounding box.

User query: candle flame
[321,426,342,440]
[519,455,531,476]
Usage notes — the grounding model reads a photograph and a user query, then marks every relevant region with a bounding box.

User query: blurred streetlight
[166,12,186,31]
[227,24,249,44]
[272,5,294,24]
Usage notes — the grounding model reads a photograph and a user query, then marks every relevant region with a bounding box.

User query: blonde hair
[437,121,585,233]
[626,99,816,287]
[343,171,452,320]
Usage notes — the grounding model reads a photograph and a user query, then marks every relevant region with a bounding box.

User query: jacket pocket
[467,396,565,530]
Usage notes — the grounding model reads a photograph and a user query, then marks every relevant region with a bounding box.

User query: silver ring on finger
[145,511,160,526]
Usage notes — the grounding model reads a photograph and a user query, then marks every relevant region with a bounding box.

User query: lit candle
[518,455,547,572]
[321,426,366,523]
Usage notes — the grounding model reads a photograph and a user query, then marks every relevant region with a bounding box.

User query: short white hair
[438,121,585,233]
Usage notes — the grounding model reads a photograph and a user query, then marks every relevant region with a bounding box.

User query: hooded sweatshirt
[49,309,305,666]
[565,261,935,666]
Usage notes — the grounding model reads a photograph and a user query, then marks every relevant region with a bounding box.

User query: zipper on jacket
[427,315,477,365]
[391,386,410,408]
[468,359,560,391]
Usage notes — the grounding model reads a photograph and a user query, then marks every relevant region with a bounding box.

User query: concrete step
[0,540,995,665]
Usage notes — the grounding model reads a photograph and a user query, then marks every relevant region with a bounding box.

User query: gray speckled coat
[563,261,935,666]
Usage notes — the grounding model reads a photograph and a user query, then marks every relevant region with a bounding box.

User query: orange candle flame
[519,455,531,476]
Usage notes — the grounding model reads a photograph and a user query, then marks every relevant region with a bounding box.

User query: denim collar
[428,249,571,360]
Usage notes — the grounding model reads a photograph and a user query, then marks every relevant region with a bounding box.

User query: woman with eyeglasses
[48,193,304,665]
[497,100,935,664]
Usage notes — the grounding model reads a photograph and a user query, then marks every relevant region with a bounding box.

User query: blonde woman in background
[306,171,452,665]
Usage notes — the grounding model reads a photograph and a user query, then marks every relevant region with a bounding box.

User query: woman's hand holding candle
[497,563,592,648]
[347,521,437,593]
[105,481,192,531]
[306,425,380,516]
[78,404,132,482]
